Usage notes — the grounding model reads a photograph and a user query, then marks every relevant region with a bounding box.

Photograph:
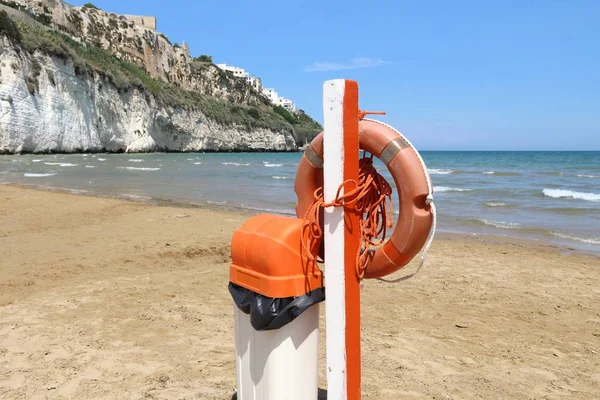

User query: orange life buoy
[294,119,434,279]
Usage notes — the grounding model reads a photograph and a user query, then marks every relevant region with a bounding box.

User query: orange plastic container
[230,214,323,299]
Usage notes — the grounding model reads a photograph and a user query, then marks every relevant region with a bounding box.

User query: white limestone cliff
[0,40,296,154]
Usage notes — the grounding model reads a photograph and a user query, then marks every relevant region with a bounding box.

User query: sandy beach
[0,184,599,399]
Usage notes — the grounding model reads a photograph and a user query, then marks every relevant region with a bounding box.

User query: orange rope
[301,157,394,279]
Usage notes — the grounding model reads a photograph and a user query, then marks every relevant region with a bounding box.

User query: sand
[0,185,599,399]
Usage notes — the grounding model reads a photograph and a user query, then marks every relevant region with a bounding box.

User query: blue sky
[89,0,598,150]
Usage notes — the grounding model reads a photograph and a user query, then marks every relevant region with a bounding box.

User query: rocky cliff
[10,0,267,105]
[0,9,321,154]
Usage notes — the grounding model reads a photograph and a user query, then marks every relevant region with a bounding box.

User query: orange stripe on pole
[342,79,361,400]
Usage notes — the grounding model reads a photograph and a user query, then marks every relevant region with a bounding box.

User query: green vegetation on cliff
[3,13,321,146]
[0,10,20,42]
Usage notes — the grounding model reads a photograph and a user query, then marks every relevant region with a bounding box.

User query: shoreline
[0,148,306,156]
[3,182,600,258]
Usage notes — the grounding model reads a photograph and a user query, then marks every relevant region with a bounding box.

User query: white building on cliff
[216,64,248,78]
[262,88,296,113]
[216,64,297,112]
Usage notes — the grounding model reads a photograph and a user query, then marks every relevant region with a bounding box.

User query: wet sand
[1,185,599,399]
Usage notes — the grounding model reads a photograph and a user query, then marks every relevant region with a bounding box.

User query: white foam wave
[577,174,599,179]
[542,189,600,202]
[482,171,522,176]
[207,200,228,204]
[44,162,61,166]
[59,163,78,167]
[435,186,473,193]
[64,188,89,195]
[128,159,144,163]
[98,158,106,161]
[117,167,161,171]
[222,162,251,166]
[122,194,152,200]
[85,165,95,168]
[193,162,202,165]
[485,202,508,207]
[477,219,521,229]
[24,173,56,177]
[32,159,42,163]
[272,176,289,180]
[550,232,600,245]
[428,168,453,175]
[263,162,283,167]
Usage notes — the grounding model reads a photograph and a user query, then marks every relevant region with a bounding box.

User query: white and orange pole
[322,79,361,400]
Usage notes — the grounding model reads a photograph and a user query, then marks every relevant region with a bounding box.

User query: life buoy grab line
[294,118,435,279]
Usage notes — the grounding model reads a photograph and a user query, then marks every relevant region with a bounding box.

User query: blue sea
[1,151,599,254]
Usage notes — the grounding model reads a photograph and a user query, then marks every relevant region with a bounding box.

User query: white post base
[234,305,320,400]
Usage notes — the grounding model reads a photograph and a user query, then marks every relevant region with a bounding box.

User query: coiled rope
[300,119,437,282]
[300,156,394,279]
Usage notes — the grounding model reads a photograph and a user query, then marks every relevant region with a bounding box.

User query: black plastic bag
[229,282,325,331]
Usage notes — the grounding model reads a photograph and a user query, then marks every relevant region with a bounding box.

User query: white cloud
[304,57,387,72]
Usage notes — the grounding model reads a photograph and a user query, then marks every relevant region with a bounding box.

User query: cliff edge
[0,5,321,153]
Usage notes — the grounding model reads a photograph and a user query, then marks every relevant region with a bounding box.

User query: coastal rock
[126,136,156,153]
[0,39,296,154]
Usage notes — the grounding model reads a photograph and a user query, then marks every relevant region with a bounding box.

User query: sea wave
[576,174,599,179]
[32,159,42,163]
[193,162,202,165]
[264,162,283,167]
[98,158,107,161]
[475,218,522,229]
[482,171,522,176]
[59,163,78,167]
[484,202,509,207]
[117,167,161,171]
[435,186,473,193]
[222,162,251,166]
[538,171,563,176]
[207,200,228,204]
[428,169,453,175]
[542,188,600,202]
[24,173,57,177]
[539,207,592,215]
[121,194,152,201]
[128,159,144,162]
[44,162,61,166]
[550,232,600,245]
[85,165,95,168]
[272,176,289,180]
[64,188,89,195]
